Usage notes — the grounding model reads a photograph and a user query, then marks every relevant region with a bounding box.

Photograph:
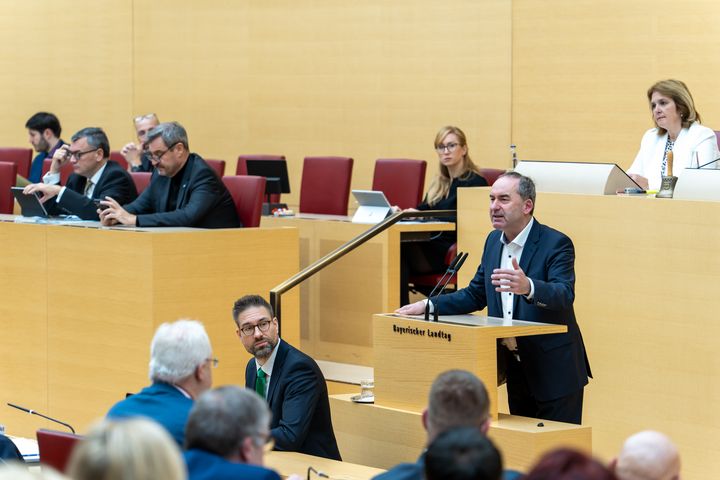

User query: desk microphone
[423,252,468,322]
[431,252,469,322]
[7,403,76,434]
[695,156,720,169]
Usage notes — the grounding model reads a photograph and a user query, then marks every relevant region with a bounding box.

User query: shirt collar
[255,338,282,377]
[500,217,534,248]
[88,162,108,186]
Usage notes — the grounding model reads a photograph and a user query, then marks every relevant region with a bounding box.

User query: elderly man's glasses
[435,142,460,153]
[68,148,100,160]
[149,142,179,161]
[239,319,273,337]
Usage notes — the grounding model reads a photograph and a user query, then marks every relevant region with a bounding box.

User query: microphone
[696,156,720,169]
[7,403,76,434]
[432,252,469,322]
[423,252,464,321]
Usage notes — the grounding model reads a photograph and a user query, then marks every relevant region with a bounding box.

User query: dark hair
[427,370,490,439]
[232,295,274,325]
[185,386,269,457]
[71,127,110,159]
[524,448,618,480]
[425,426,502,480]
[25,112,61,137]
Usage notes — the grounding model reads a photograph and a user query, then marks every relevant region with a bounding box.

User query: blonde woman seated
[628,79,720,191]
[399,126,488,305]
[67,418,186,480]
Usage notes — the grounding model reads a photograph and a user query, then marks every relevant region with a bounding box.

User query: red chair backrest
[299,156,353,215]
[37,429,82,473]
[42,158,73,185]
[237,155,286,203]
[0,161,17,214]
[222,175,266,228]
[478,168,506,186]
[372,158,427,209]
[205,159,226,178]
[0,148,32,179]
[130,172,152,194]
[109,151,129,171]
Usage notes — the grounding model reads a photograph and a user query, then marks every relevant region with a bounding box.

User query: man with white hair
[184,386,281,480]
[611,430,681,480]
[107,319,215,446]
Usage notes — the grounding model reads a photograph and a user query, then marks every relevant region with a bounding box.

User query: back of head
[185,385,270,459]
[25,112,61,137]
[425,426,502,480]
[426,370,490,440]
[72,127,110,159]
[525,448,617,480]
[0,463,68,480]
[146,122,189,150]
[615,431,680,480]
[149,319,211,384]
[67,418,186,480]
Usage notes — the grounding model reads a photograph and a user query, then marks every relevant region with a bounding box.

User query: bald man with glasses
[99,121,240,228]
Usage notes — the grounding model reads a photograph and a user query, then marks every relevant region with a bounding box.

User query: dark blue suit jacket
[106,382,193,447]
[372,454,522,480]
[0,434,23,462]
[48,160,137,220]
[184,448,281,480]
[124,153,240,228]
[433,220,591,402]
[245,340,341,460]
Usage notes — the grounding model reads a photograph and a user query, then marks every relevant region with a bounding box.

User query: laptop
[11,187,50,217]
[351,190,392,224]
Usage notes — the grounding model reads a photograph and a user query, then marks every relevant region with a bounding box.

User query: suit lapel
[267,341,289,406]
[176,155,194,208]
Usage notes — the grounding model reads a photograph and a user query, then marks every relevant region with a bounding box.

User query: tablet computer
[11,187,49,217]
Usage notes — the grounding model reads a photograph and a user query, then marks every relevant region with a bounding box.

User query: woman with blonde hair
[398,125,488,305]
[67,418,186,480]
[628,79,719,191]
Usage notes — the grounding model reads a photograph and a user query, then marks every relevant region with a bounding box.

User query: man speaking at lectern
[396,172,591,424]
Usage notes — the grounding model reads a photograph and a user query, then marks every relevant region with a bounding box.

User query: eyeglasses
[239,319,273,337]
[68,148,100,159]
[435,142,460,153]
[206,357,219,368]
[149,142,179,161]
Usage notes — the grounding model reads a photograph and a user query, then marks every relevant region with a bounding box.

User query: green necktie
[255,368,267,399]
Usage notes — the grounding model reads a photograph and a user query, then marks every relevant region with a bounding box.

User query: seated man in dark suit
[397,172,591,425]
[106,319,215,446]
[184,386,281,480]
[373,370,520,480]
[99,121,240,228]
[233,295,341,460]
[23,127,137,220]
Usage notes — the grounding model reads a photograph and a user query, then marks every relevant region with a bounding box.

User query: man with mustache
[233,294,341,460]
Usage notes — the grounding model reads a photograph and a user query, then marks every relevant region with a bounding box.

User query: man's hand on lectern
[395,300,426,316]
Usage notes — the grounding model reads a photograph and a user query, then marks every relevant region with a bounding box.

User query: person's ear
[421,408,429,432]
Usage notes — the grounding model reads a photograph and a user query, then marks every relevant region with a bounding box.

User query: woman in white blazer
[628,79,719,191]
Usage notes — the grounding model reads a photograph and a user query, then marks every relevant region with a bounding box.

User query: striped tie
[84,179,94,198]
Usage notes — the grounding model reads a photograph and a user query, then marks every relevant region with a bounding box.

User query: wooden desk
[262,215,453,365]
[458,188,720,478]
[265,450,385,480]
[0,221,299,438]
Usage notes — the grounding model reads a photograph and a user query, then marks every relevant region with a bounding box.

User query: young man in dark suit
[233,294,341,460]
[99,121,240,228]
[397,172,591,424]
[23,127,137,220]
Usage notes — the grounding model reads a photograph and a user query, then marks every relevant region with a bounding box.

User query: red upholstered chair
[222,175,266,228]
[205,159,226,178]
[237,155,286,203]
[130,172,152,194]
[409,242,460,294]
[37,429,82,474]
[42,158,73,185]
[109,151,129,171]
[372,159,427,209]
[0,147,32,179]
[0,161,17,214]
[478,167,506,186]
[299,156,353,215]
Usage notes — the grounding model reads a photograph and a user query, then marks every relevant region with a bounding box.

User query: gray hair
[146,122,189,150]
[149,319,211,383]
[427,370,490,440]
[500,171,536,214]
[184,386,270,457]
[71,127,110,159]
